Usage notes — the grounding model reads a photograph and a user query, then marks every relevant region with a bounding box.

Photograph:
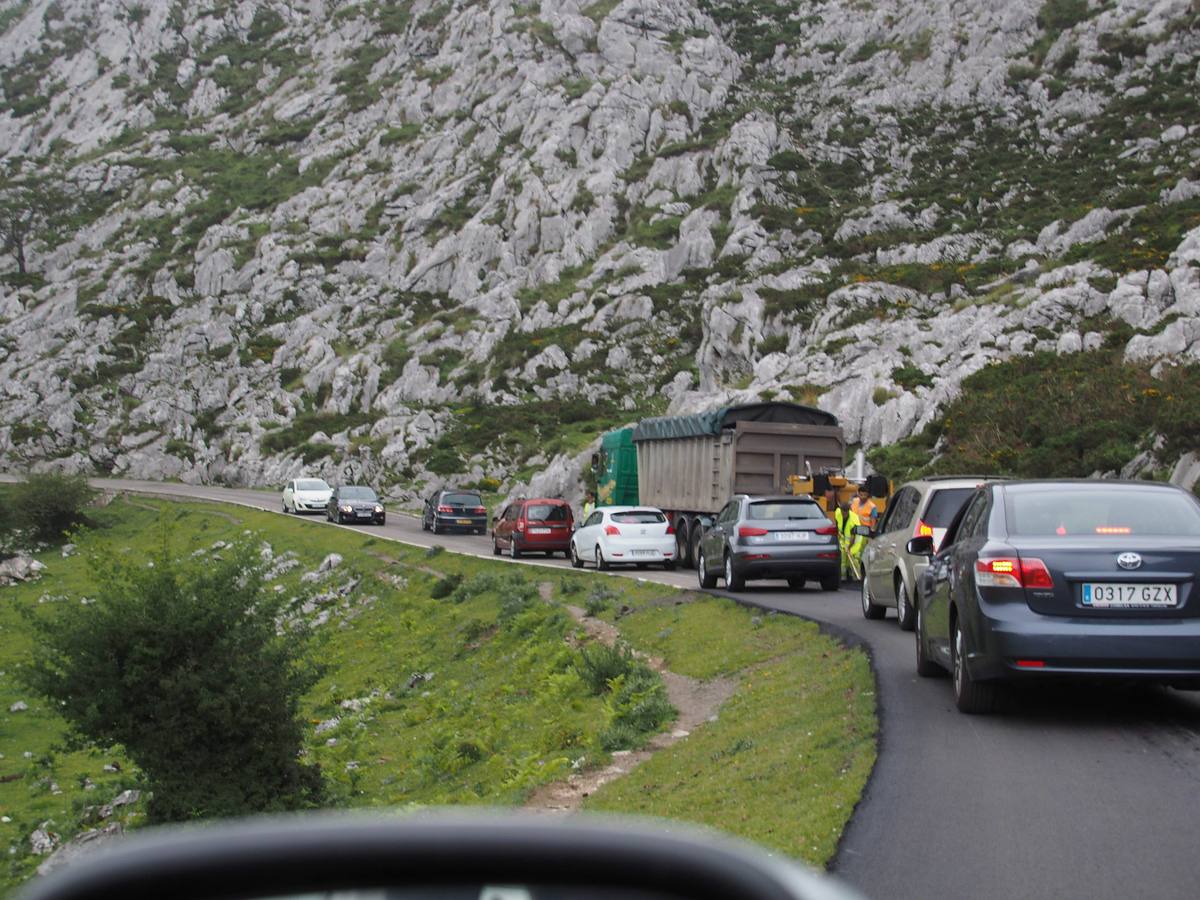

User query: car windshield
[1006,486,1200,536]
[611,511,665,524]
[747,501,825,520]
[526,504,569,522]
[340,487,377,501]
[443,493,483,506]
[295,480,329,492]
[922,487,974,527]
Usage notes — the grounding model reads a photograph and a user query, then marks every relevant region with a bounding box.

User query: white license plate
[1081,582,1177,608]
[775,532,810,542]
[530,527,551,534]
[457,518,473,525]
[631,549,658,557]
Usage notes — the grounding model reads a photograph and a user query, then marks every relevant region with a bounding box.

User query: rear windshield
[747,501,825,521]
[341,487,377,500]
[525,503,570,522]
[443,492,483,506]
[296,479,329,491]
[611,510,666,524]
[922,488,974,527]
[1007,486,1200,537]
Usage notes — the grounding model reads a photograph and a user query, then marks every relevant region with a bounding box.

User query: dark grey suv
[696,495,840,592]
[326,485,385,525]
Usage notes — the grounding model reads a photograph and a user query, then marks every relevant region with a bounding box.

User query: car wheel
[896,578,916,632]
[915,603,941,678]
[952,614,998,714]
[492,534,501,556]
[433,522,443,535]
[697,550,717,589]
[819,573,840,592]
[787,577,806,590]
[723,554,745,592]
[570,542,584,569]
[595,545,609,571]
[861,576,886,620]
[509,539,521,560]
[378,515,386,526]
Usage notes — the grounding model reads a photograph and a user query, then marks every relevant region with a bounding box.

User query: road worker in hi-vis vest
[850,486,878,532]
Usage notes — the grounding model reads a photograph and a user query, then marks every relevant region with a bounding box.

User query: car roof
[998,478,1189,490]
[601,506,665,514]
[901,477,1003,490]
[734,494,819,502]
[521,497,568,504]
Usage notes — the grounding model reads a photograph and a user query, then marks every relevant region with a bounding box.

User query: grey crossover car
[697,495,841,591]
[913,479,1200,714]
[860,476,988,630]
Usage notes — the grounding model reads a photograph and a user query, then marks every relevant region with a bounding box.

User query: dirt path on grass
[524,594,737,814]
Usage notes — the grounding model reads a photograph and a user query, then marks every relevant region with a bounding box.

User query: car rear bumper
[732,548,840,581]
[435,514,487,530]
[970,605,1200,682]
[603,538,675,564]
[515,531,572,551]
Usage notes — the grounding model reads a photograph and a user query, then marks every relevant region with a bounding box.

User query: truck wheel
[675,519,693,568]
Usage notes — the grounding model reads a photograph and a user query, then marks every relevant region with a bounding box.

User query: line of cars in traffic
[856,476,1200,714]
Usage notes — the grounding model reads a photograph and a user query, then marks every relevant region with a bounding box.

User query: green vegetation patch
[870,347,1200,482]
[2,497,877,891]
[586,597,876,868]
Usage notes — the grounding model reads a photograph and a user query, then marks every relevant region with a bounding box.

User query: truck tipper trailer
[599,402,846,569]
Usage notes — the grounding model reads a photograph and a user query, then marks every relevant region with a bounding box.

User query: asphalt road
[52,479,1200,899]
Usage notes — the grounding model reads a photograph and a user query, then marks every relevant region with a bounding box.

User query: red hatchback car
[492,498,574,559]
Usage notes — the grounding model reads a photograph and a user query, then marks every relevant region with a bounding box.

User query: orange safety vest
[851,497,877,529]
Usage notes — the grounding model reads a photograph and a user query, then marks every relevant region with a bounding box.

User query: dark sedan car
[326,485,386,525]
[422,489,488,535]
[913,480,1200,713]
[697,494,841,591]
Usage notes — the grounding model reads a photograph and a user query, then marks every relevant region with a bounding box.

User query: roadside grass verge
[1,494,875,891]
[584,598,877,867]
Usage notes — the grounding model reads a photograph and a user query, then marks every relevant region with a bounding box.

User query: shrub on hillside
[869,348,1200,482]
[23,539,324,823]
[9,473,96,543]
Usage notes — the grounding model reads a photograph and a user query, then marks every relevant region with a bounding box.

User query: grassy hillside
[0,493,875,892]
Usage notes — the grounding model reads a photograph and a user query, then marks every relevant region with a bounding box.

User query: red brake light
[1095,526,1132,535]
[1020,558,1054,589]
[604,524,620,536]
[515,520,525,532]
[975,557,1054,589]
[815,525,836,536]
[473,507,486,514]
[665,523,675,535]
[738,526,769,538]
[437,505,453,513]
[1016,659,1046,668]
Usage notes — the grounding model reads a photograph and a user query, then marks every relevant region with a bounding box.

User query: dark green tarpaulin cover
[632,402,838,442]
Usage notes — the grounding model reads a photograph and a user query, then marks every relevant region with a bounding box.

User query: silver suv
[697,494,841,592]
[860,477,994,629]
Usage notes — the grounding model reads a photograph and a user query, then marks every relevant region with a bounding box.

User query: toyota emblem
[1117,552,1143,570]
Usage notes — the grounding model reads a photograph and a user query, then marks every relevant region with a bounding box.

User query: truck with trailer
[595,402,852,569]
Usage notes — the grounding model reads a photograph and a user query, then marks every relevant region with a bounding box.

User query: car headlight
[341,505,353,513]
[374,505,383,513]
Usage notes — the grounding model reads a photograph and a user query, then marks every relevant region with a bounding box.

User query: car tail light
[665,523,675,535]
[437,505,452,513]
[1095,526,1132,535]
[817,551,838,559]
[473,507,486,514]
[515,520,525,532]
[738,526,769,538]
[604,524,621,536]
[1016,659,1046,668]
[815,525,836,536]
[913,519,933,538]
[975,557,1054,589]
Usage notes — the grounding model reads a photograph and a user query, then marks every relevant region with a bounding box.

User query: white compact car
[282,477,333,514]
[570,506,676,570]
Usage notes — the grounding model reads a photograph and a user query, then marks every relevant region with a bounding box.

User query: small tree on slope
[23,537,324,822]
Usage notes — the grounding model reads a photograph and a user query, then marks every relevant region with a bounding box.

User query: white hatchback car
[282,477,333,514]
[570,506,676,570]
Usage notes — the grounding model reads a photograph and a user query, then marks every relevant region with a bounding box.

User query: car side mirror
[906,536,934,556]
[853,525,872,537]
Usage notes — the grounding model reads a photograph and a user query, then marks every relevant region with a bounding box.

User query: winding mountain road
[49,478,1200,899]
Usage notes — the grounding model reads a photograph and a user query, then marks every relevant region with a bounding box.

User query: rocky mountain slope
[0,0,1197,499]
